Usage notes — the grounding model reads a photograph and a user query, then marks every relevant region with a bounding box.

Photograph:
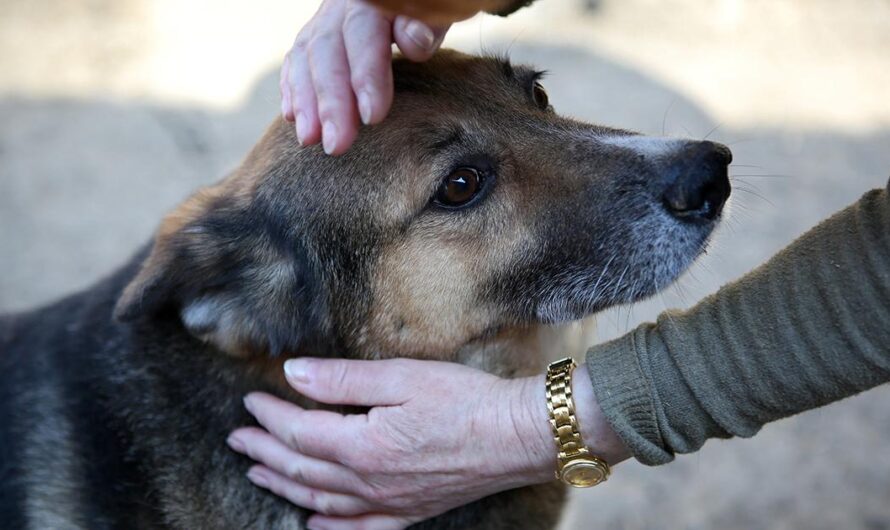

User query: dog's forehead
[393,51,540,105]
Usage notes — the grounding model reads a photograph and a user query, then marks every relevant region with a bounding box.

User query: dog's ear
[114,182,327,357]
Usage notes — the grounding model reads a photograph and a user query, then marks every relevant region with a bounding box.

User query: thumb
[392,16,450,62]
[283,357,419,406]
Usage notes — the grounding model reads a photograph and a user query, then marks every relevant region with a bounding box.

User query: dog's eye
[434,168,483,208]
[532,82,549,110]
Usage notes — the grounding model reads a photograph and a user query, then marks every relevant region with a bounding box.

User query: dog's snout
[661,141,732,221]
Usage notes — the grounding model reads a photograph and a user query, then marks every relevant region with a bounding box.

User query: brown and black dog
[0,50,730,529]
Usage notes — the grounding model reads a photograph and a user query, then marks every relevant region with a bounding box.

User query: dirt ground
[1,0,889,528]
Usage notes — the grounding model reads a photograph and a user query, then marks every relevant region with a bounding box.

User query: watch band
[545,357,610,487]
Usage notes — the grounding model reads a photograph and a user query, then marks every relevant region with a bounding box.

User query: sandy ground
[1,0,889,528]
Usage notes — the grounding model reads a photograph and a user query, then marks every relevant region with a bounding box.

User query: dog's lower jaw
[453,318,598,378]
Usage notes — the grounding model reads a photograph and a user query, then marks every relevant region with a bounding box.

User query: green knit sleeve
[585,179,890,465]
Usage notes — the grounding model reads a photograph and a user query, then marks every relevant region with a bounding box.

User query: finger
[307,513,416,530]
[243,392,366,462]
[283,358,420,406]
[343,1,394,125]
[289,33,322,145]
[228,426,366,495]
[307,4,360,155]
[247,465,372,516]
[280,53,294,121]
[392,17,449,62]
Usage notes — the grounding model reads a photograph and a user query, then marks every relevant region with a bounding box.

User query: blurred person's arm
[587,178,890,465]
[280,0,538,154]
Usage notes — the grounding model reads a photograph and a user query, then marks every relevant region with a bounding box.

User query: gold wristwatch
[545,357,610,488]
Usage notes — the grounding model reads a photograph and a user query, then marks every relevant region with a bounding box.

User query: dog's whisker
[723,137,757,146]
[661,97,678,136]
[730,173,793,179]
[610,264,631,303]
[702,123,724,141]
[732,186,776,207]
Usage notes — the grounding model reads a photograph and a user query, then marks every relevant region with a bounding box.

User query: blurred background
[1,0,889,528]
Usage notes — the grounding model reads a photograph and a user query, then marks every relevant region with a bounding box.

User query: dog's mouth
[533,194,726,325]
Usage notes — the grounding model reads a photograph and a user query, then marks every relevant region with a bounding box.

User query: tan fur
[367,204,539,358]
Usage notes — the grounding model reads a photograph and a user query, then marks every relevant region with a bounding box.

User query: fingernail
[406,20,435,50]
[247,468,269,488]
[226,435,246,453]
[322,121,338,155]
[358,90,373,125]
[242,395,255,414]
[284,359,310,384]
[296,112,308,145]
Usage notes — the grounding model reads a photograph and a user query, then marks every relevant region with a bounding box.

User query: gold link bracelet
[545,357,611,487]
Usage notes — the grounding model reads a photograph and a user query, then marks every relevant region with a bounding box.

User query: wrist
[485,375,555,486]
[571,364,632,465]
[492,363,632,487]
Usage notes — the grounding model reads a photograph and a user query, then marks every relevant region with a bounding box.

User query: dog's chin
[534,225,717,325]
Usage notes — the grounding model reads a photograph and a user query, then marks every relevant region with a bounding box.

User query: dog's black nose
[662,141,732,221]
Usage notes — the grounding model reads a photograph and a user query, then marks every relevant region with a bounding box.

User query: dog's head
[115,50,731,359]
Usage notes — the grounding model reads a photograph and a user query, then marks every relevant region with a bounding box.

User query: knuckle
[390,358,416,374]
[348,456,374,474]
[385,494,411,511]
[319,359,351,394]
[337,447,365,471]
[365,427,406,463]
[292,37,309,53]
[349,72,369,92]
[350,70,385,93]
[285,427,305,453]
[362,483,390,505]
[307,30,339,52]
[310,490,334,515]
[312,77,350,106]
[342,7,380,32]
[284,461,307,483]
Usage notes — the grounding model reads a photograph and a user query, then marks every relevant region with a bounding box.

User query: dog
[0,50,731,529]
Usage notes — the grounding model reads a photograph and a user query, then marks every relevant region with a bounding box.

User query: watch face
[563,460,608,487]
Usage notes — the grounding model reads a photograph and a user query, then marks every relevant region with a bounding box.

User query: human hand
[281,0,450,155]
[365,0,509,25]
[227,358,629,530]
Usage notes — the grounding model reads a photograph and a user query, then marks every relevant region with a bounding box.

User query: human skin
[364,0,514,24]
[280,0,450,155]
[228,358,630,530]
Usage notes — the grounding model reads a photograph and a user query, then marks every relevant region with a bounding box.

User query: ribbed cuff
[585,332,675,466]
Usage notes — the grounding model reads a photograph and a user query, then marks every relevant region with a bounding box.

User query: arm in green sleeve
[586,179,890,466]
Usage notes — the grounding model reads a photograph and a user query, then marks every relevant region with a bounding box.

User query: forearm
[587,180,890,465]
